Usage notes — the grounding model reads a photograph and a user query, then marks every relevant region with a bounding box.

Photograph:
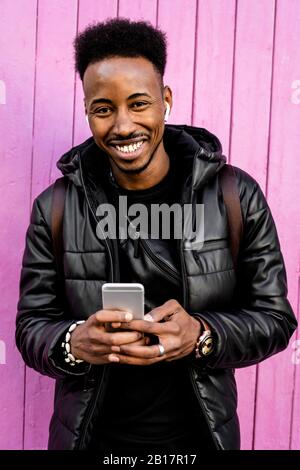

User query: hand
[70,310,149,365]
[113,299,202,365]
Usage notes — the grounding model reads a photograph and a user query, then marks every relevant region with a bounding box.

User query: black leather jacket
[16,125,297,450]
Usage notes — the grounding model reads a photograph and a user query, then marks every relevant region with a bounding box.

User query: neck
[110,147,170,190]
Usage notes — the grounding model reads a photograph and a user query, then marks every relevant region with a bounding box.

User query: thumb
[144,306,173,323]
[144,313,155,322]
[145,300,181,323]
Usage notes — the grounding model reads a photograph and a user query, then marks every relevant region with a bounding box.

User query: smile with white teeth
[114,140,144,153]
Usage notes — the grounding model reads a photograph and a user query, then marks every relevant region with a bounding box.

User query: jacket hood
[57,124,227,192]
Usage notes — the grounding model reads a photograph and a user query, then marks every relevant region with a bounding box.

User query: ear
[163,86,172,108]
[164,103,170,122]
[84,99,89,124]
[163,86,172,121]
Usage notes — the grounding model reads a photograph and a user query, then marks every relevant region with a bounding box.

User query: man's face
[83,56,172,175]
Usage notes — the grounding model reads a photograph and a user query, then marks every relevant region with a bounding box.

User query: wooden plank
[291,277,300,449]
[29,1,78,200]
[119,0,157,22]
[230,0,275,186]
[254,0,300,450]
[193,0,236,155]
[157,0,197,125]
[73,0,118,146]
[0,0,37,450]
[230,0,276,450]
[24,0,78,450]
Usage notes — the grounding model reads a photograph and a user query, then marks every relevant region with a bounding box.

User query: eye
[94,107,112,115]
[131,101,149,109]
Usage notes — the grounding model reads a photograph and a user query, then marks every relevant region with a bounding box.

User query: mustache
[108,132,149,142]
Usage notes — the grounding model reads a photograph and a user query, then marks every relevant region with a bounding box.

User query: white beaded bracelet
[61,320,85,366]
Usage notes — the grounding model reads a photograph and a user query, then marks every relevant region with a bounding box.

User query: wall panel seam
[24,0,40,451]
[228,0,238,164]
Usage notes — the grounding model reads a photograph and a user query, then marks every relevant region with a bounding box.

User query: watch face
[201,335,215,356]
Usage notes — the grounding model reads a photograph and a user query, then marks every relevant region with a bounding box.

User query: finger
[84,353,120,365]
[83,352,159,366]
[117,319,176,336]
[108,353,120,363]
[80,344,120,362]
[112,354,164,366]
[110,335,149,353]
[85,338,145,358]
[102,330,143,346]
[142,336,151,346]
[130,335,149,346]
[110,322,121,328]
[94,310,133,324]
[107,351,158,365]
[145,299,182,323]
[119,343,165,359]
[116,319,163,334]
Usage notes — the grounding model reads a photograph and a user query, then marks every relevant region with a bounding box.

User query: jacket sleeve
[197,170,298,369]
[16,190,88,379]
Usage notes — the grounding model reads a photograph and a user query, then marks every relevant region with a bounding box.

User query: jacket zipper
[139,236,181,283]
[78,155,114,279]
[179,214,189,310]
[76,154,113,450]
[194,239,228,254]
[126,216,181,283]
[76,367,109,449]
[179,202,219,449]
[188,367,220,449]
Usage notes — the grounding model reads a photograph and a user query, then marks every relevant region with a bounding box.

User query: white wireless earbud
[164,103,171,122]
[85,114,89,124]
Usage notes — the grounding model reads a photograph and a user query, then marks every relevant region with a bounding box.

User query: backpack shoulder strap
[51,177,67,279]
[219,164,244,270]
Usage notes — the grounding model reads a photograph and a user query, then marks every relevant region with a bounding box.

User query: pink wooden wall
[0,0,299,450]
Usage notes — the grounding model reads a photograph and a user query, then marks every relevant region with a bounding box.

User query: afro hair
[74,18,167,81]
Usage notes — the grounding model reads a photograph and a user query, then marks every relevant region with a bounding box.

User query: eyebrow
[90,92,152,107]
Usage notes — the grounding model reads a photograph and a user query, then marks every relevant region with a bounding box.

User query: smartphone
[102,283,144,331]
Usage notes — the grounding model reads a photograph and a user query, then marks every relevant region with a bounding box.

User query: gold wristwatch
[195,317,215,359]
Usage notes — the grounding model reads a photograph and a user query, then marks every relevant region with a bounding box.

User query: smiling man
[84,56,171,190]
[16,18,297,453]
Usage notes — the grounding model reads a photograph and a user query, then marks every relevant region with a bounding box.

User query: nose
[112,107,136,137]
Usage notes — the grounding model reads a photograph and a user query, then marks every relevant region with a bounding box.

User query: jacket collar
[56,124,227,193]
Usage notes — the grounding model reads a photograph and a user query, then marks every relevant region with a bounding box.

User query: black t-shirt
[91,158,213,452]
[107,158,184,311]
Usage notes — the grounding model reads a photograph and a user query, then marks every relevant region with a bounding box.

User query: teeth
[115,140,144,153]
